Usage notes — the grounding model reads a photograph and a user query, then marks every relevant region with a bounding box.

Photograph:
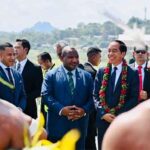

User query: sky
[1,0,150,32]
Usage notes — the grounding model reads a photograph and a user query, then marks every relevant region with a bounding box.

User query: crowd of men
[0,39,150,150]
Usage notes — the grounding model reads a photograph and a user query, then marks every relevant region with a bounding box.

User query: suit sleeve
[41,72,64,115]
[120,69,139,112]
[82,73,94,114]
[93,68,106,118]
[27,66,43,100]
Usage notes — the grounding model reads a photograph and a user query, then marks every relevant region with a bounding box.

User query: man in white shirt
[93,40,139,150]
[130,45,150,102]
[0,43,26,110]
[14,39,43,118]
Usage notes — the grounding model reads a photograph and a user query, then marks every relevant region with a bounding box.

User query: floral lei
[99,59,128,114]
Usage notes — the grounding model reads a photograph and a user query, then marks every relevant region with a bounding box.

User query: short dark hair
[61,46,78,57]
[38,52,52,62]
[87,47,101,57]
[0,42,13,51]
[16,39,30,54]
[114,40,127,53]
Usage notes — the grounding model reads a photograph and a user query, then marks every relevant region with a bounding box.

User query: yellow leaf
[31,113,45,146]
[23,123,31,148]
[59,129,80,150]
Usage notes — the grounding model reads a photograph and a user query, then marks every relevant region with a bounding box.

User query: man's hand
[61,106,76,117]
[140,90,147,100]
[68,106,85,121]
[102,113,115,123]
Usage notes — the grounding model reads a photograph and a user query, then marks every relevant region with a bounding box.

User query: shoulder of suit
[26,60,41,69]
[127,65,136,73]
[47,67,60,75]
[128,63,135,69]
[77,67,92,77]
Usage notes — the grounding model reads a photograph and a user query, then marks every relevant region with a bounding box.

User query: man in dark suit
[84,47,101,150]
[130,45,150,102]
[14,39,43,118]
[41,46,94,150]
[93,40,139,150]
[0,43,26,110]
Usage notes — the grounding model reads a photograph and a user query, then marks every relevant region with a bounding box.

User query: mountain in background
[23,21,56,33]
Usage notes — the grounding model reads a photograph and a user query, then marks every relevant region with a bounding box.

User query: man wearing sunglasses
[130,45,150,102]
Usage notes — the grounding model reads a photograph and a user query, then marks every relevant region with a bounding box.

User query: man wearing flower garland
[130,45,150,102]
[93,40,139,150]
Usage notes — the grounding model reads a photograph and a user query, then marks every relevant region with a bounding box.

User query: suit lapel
[73,68,82,96]
[59,66,71,95]
[0,66,10,82]
[22,59,29,75]
[143,67,149,89]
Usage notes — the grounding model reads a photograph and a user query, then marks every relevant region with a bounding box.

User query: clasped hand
[61,105,85,121]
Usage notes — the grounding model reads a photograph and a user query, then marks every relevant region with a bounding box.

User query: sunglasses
[135,50,147,54]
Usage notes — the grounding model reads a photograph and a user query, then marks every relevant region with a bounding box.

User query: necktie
[138,65,142,100]
[67,71,74,95]
[6,67,14,85]
[17,63,21,73]
[110,67,117,92]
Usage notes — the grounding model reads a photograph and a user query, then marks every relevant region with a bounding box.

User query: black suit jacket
[130,62,150,100]
[84,62,97,80]
[22,59,43,118]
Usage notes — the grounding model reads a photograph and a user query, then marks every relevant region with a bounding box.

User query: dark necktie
[110,67,117,92]
[17,63,21,73]
[6,67,14,85]
[138,65,142,100]
[67,71,74,95]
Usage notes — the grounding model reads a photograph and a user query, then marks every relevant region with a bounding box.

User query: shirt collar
[112,62,122,72]
[62,65,76,76]
[17,58,27,66]
[135,62,146,69]
[87,61,94,67]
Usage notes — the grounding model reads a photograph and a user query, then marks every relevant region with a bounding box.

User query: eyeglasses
[135,50,147,54]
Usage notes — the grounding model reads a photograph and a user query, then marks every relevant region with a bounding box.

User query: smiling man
[0,43,26,110]
[93,40,139,150]
[41,46,94,150]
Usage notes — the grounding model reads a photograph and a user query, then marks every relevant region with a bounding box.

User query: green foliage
[0,16,149,50]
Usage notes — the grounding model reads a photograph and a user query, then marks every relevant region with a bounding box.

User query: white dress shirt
[111,62,123,89]
[0,62,15,84]
[16,58,27,74]
[63,66,76,87]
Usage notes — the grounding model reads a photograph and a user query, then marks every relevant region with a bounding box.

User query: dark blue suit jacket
[0,67,26,110]
[130,63,150,100]
[41,65,94,139]
[93,65,139,126]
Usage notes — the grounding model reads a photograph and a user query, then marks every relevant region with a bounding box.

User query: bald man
[102,100,150,150]
[0,99,47,150]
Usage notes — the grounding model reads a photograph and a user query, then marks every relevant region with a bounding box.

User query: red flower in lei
[99,59,128,114]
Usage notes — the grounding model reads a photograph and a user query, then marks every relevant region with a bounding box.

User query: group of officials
[0,39,150,150]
